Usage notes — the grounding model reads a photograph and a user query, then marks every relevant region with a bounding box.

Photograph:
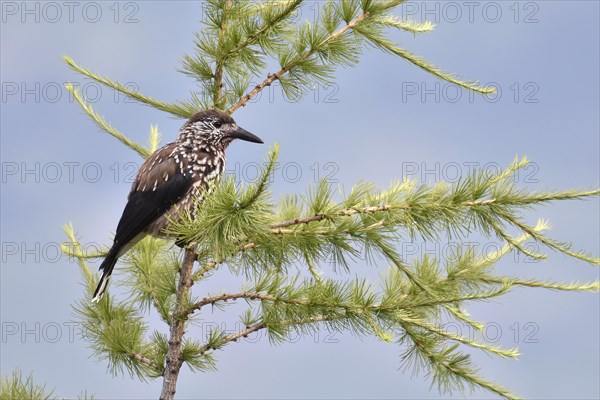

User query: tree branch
[130,352,161,374]
[65,84,151,158]
[190,199,500,281]
[187,284,512,318]
[191,292,306,315]
[198,315,331,354]
[269,199,500,229]
[63,56,196,118]
[160,247,196,400]
[227,11,370,113]
[219,321,266,345]
[192,242,256,282]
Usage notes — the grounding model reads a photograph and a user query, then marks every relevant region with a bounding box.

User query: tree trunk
[160,247,196,400]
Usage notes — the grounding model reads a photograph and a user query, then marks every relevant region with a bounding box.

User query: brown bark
[159,247,196,400]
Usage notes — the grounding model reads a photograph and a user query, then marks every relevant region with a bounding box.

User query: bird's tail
[91,249,119,303]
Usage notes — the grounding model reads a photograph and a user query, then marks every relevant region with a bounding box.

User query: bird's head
[179,109,263,148]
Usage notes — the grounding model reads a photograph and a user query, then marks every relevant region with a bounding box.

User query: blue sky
[1,1,599,399]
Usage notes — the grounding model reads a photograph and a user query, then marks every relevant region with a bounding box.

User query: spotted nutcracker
[92,109,263,302]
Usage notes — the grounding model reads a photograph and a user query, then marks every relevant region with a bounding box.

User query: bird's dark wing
[112,143,192,248]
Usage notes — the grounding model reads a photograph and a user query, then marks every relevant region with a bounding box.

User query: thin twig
[228,12,370,113]
[198,316,331,354]
[462,199,496,206]
[64,56,193,118]
[270,199,498,229]
[65,84,151,158]
[270,213,327,228]
[192,242,256,282]
[130,352,161,373]
[189,291,381,318]
[191,292,305,315]
[192,286,513,312]
[219,321,266,344]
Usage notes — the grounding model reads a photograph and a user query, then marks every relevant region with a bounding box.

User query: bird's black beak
[231,126,263,144]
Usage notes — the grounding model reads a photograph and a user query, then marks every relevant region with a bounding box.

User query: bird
[92,109,263,302]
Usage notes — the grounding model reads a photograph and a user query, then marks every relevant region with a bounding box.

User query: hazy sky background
[1,1,599,399]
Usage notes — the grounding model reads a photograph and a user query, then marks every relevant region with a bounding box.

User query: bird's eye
[213,121,223,129]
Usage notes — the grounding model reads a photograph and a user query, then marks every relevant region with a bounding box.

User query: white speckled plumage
[91,109,263,302]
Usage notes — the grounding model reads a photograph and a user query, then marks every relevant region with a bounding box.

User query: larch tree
[37,1,599,399]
